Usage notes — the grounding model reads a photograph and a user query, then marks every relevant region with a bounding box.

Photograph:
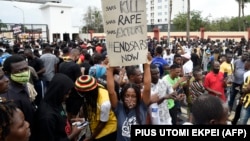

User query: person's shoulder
[205,71,213,76]
[161,74,168,80]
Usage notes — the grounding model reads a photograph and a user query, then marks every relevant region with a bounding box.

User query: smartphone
[72,121,89,129]
[77,121,89,128]
[176,88,183,94]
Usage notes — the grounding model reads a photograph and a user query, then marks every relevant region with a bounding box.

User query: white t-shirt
[149,79,174,125]
[183,59,193,75]
[163,53,174,66]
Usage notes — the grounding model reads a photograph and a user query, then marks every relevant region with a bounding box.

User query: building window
[158,0,162,3]
[158,6,162,9]
[158,12,162,16]
[151,19,154,24]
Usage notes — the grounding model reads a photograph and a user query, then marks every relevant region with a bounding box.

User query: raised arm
[141,52,152,106]
[107,66,119,109]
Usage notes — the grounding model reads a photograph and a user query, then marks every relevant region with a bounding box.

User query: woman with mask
[106,53,152,141]
[0,99,31,141]
[203,61,227,102]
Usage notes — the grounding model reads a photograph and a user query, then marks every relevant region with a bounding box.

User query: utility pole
[186,0,190,41]
[167,0,171,47]
[13,5,25,33]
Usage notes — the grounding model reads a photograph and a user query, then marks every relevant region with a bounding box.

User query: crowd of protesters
[0,36,250,141]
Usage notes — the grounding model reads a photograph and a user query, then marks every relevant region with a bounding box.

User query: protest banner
[102,0,148,66]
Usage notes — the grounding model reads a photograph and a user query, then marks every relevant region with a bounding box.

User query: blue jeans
[238,106,250,125]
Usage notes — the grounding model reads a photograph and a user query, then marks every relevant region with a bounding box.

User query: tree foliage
[82,6,104,33]
[173,10,205,31]
[0,20,7,33]
[172,10,250,31]
[235,0,250,31]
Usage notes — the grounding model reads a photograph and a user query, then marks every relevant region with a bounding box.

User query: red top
[203,71,226,102]
[80,44,87,49]
[95,45,103,54]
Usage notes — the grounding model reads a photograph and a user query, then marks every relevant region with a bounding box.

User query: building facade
[146,0,186,31]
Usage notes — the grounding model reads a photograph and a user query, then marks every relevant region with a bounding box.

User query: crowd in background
[0,36,250,141]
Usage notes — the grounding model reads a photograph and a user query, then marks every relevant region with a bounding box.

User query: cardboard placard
[102,0,148,66]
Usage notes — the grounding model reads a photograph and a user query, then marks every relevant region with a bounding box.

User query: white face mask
[125,99,136,109]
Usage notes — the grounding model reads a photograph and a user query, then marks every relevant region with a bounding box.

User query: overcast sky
[0,0,249,26]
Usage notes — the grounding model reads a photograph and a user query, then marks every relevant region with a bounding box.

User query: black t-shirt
[58,61,81,82]
[191,53,200,67]
[80,61,92,75]
[28,57,45,78]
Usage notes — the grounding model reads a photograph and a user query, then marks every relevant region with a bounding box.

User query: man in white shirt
[181,53,193,76]
[149,64,177,125]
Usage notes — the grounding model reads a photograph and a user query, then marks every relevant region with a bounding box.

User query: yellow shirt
[220,61,233,86]
[89,85,117,139]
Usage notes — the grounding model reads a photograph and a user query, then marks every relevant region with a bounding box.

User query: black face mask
[213,68,220,74]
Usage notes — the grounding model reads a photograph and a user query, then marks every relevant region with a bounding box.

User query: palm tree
[170,0,172,20]
[241,0,250,30]
[236,0,242,31]
[167,0,172,44]
[186,0,190,41]
[236,0,250,31]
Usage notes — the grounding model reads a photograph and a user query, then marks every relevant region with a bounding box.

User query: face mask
[213,69,220,74]
[11,70,30,84]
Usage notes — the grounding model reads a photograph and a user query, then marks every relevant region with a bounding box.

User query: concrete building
[40,2,80,43]
[146,0,186,31]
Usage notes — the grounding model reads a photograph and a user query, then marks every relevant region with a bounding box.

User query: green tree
[235,0,250,31]
[173,10,204,31]
[82,6,103,33]
[241,0,250,30]
[0,20,7,33]
[203,15,250,31]
[236,0,242,31]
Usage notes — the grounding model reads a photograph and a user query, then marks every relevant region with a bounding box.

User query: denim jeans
[238,106,250,125]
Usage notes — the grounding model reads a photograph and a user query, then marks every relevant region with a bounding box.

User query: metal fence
[0,23,49,43]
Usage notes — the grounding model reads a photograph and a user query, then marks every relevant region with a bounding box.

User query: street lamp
[13,5,25,33]
[167,0,171,46]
